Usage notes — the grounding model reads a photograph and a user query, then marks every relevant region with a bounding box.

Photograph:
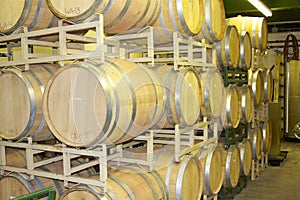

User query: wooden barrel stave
[0,0,58,34]
[43,59,165,147]
[216,25,240,69]
[0,64,58,141]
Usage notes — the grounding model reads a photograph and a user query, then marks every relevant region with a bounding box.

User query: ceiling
[223,0,300,33]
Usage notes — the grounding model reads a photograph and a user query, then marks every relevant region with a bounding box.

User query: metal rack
[105,26,217,69]
[0,137,123,192]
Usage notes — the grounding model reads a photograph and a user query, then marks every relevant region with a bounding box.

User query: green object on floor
[12,187,56,200]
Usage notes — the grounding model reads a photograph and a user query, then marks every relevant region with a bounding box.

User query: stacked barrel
[0,0,272,200]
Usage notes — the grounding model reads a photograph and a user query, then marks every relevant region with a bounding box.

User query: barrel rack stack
[0,14,223,200]
[249,49,271,181]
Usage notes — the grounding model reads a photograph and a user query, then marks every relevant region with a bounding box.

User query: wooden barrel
[239,31,252,70]
[226,16,268,51]
[262,69,273,103]
[154,66,201,128]
[60,165,167,200]
[43,59,165,147]
[124,145,203,200]
[199,69,225,118]
[247,126,263,160]
[152,0,203,43]
[239,85,254,123]
[223,145,241,188]
[194,0,226,43]
[216,25,240,69]
[46,0,162,34]
[224,84,241,128]
[154,146,202,200]
[238,138,253,176]
[0,64,58,141]
[196,144,224,195]
[0,0,58,34]
[249,69,264,107]
[262,119,272,153]
[0,160,95,200]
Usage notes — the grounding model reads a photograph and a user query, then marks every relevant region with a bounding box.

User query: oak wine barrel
[226,16,268,51]
[239,31,252,70]
[262,69,273,103]
[199,69,226,118]
[124,145,203,200]
[152,0,203,43]
[60,165,167,200]
[196,144,224,195]
[154,66,201,128]
[249,69,264,107]
[216,25,240,69]
[224,84,242,129]
[43,59,165,147]
[262,119,272,153]
[47,0,162,34]
[223,145,241,188]
[194,0,226,43]
[247,126,263,160]
[0,64,58,141]
[239,84,254,123]
[238,138,253,176]
[0,0,58,34]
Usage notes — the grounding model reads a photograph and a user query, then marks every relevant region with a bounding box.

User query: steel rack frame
[105,26,217,70]
[0,14,105,70]
[0,137,123,193]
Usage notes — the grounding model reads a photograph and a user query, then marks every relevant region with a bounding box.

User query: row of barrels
[1,132,268,200]
[0,59,272,147]
[0,0,267,50]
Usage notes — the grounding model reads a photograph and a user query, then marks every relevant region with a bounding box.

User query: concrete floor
[234,141,300,200]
